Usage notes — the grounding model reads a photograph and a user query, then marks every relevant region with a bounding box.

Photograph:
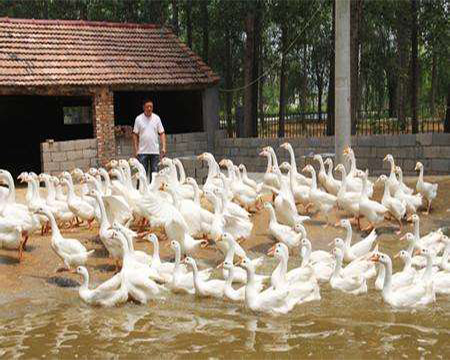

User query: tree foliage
[0,0,448,123]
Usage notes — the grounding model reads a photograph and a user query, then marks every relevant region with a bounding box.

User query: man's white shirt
[133,113,165,154]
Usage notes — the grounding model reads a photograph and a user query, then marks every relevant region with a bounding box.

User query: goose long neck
[176,163,186,183]
[344,225,352,247]
[190,182,201,204]
[349,153,356,174]
[332,255,343,278]
[3,173,16,203]
[287,145,297,173]
[43,177,56,201]
[422,254,433,282]
[376,263,385,287]
[173,247,181,270]
[65,180,76,200]
[317,158,325,174]
[418,166,424,184]
[402,255,412,271]
[138,174,150,193]
[46,209,61,237]
[337,169,348,196]
[151,240,160,263]
[382,181,390,199]
[224,243,235,263]
[226,267,234,286]
[301,242,311,267]
[265,153,273,173]
[80,270,89,289]
[413,219,420,240]
[382,259,393,297]
[267,206,277,224]
[94,194,108,228]
[309,169,317,190]
[361,175,368,198]
[389,159,395,174]
[270,150,279,170]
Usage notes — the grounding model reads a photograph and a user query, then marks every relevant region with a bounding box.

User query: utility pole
[335,0,351,165]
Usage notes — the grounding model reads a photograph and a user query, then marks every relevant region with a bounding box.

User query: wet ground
[0,176,449,358]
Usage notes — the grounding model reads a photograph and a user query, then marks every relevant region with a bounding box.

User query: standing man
[133,98,166,182]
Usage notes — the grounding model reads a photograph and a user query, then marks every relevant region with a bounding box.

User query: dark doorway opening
[114,90,203,133]
[0,95,93,179]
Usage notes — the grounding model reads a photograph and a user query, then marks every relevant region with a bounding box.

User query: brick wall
[41,138,98,175]
[213,132,450,175]
[93,87,115,166]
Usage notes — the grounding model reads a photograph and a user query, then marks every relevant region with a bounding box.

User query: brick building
[0,17,220,177]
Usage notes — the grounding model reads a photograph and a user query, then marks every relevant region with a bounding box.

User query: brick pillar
[93,87,116,165]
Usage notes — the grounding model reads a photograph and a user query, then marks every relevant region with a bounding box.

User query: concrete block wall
[41,138,99,175]
[213,132,450,175]
[115,131,208,160]
[115,132,209,183]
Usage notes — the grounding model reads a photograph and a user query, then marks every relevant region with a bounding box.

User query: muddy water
[0,178,449,358]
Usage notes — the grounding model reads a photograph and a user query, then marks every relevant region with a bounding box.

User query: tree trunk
[225,26,233,137]
[171,0,179,35]
[445,85,450,133]
[201,0,209,63]
[258,36,265,130]
[350,0,362,135]
[430,50,437,117]
[278,23,287,138]
[186,0,193,48]
[326,0,335,136]
[387,72,397,117]
[316,63,323,123]
[78,0,88,20]
[395,6,410,131]
[243,13,255,137]
[410,0,419,133]
[251,0,261,137]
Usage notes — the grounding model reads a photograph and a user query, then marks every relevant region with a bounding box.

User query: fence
[220,107,446,138]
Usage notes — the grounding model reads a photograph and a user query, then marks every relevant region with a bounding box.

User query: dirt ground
[0,176,449,300]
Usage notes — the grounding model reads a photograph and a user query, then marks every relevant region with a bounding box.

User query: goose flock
[0,144,447,314]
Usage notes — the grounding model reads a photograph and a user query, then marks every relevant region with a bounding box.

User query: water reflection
[0,272,448,358]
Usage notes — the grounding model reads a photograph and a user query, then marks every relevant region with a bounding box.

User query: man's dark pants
[137,153,159,183]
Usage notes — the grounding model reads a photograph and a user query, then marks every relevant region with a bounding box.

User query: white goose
[370,251,435,307]
[383,154,400,195]
[300,238,333,282]
[110,229,165,304]
[0,217,23,260]
[343,147,374,197]
[375,250,416,291]
[197,152,222,193]
[337,219,378,262]
[184,257,226,298]
[218,232,265,284]
[238,257,292,315]
[393,165,414,195]
[313,154,328,190]
[330,248,367,295]
[335,164,360,222]
[323,158,341,195]
[279,142,312,186]
[258,149,280,191]
[302,165,337,225]
[270,242,321,304]
[393,166,422,215]
[60,177,95,229]
[75,266,128,307]
[265,202,303,249]
[165,240,212,294]
[415,162,438,214]
[376,174,406,234]
[356,170,388,231]
[35,206,94,270]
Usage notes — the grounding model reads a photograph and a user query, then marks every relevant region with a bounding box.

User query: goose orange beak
[267,245,276,256]
[370,254,380,262]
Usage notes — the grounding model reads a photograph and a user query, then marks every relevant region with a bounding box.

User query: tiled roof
[0,17,220,87]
